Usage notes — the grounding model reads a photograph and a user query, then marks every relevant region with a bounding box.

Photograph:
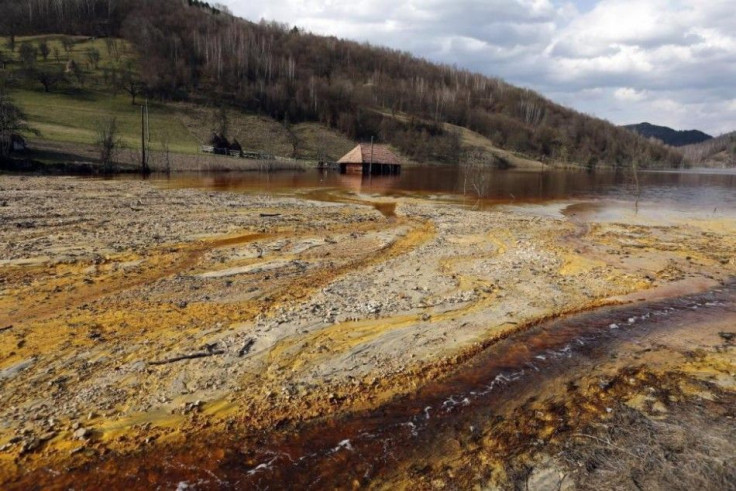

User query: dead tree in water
[632,160,641,214]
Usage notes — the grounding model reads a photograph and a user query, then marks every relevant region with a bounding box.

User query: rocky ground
[0,175,734,488]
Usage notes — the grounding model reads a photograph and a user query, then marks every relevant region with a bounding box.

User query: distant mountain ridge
[624,122,712,147]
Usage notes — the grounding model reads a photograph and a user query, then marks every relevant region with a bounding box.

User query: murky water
[150,167,736,211]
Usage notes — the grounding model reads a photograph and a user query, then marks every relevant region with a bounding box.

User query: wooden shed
[207,133,230,155]
[337,143,401,175]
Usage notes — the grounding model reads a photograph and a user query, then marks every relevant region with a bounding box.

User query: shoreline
[1,176,734,488]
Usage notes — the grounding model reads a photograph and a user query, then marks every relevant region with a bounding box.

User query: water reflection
[151,166,736,210]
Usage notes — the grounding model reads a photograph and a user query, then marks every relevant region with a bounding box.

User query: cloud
[614,88,648,102]
[225,0,736,135]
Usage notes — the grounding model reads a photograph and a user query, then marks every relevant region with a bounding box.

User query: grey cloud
[226,0,736,135]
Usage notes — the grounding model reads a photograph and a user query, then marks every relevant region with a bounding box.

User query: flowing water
[54,166,734,488]
[223,282,736,488]
[38,281,736,489]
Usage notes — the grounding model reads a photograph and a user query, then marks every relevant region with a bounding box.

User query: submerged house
[337,143,401,175]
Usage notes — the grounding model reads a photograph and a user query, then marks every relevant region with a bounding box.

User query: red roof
[337,144,401,165]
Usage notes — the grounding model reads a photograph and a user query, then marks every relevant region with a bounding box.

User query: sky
[224,0,736,136]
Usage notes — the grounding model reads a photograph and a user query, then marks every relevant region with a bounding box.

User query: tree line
[0,0,684,167]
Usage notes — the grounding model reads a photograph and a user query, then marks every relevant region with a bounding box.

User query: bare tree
[18,42,37,68]
[213,104,229,138]
[86,48,101,69]
[34,68,65,92]
[283,114,299,158]
[0,90,36,158]
[632,160,641,214]
[160,131,172,174]
[104,37,122,61]
[119,66,144,104]
[38,40,50,61]
[460,149,504,201]
[61,37,75,54]
[95,117,122,172]
[67,59,85,86]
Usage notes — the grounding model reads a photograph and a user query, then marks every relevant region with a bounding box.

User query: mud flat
[0,176,734,488]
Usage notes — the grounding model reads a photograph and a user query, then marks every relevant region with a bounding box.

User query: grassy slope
[373,109,548,168]
[4,35,357,164]
[4,34,545,168]
[14,89,198,154]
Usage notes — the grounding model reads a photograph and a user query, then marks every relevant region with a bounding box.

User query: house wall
[341,163,364,174]
[339,162,401,175]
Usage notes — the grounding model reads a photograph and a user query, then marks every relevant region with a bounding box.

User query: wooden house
[207,133,230,155]
[337,143,401,175]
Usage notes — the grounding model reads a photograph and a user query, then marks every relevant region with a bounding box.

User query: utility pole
[140,103,149,174]
[369,136,374,176]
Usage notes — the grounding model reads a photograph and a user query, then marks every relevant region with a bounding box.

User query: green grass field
[1,34,358,164]
[12,89,199,154]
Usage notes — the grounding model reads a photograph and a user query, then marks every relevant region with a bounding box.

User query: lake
[150,166,736,216]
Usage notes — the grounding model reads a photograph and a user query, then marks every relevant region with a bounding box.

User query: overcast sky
[224,0,736,136]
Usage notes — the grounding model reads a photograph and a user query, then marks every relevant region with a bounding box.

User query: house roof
[337,143,401,165]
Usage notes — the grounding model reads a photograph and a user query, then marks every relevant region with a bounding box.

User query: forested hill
[681,132,736,168]
[623,122,712,147]
[1,0,683,168]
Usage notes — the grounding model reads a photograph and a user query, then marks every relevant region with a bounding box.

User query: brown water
[225,281,736,489]
[21,281,736,489]
[151,167,736,211]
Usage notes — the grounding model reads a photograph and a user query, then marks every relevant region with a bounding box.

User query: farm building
[337,143,401,175]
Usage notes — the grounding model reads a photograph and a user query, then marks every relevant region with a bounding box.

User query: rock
[719,331,735,342]
[39,431,57,442]
[527,462,569,491]
[73,427,90,440]
[20,438,40,454]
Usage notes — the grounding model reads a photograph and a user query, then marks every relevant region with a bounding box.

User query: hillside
[623,122,712,147]
[0,0,685,169]
[681,131,736,167]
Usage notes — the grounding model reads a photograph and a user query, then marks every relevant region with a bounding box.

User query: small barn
[337,143,401,175]
[229,138,243,157]
[207,133,230,155]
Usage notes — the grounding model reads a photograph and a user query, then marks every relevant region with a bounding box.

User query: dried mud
[0,176,734,489]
